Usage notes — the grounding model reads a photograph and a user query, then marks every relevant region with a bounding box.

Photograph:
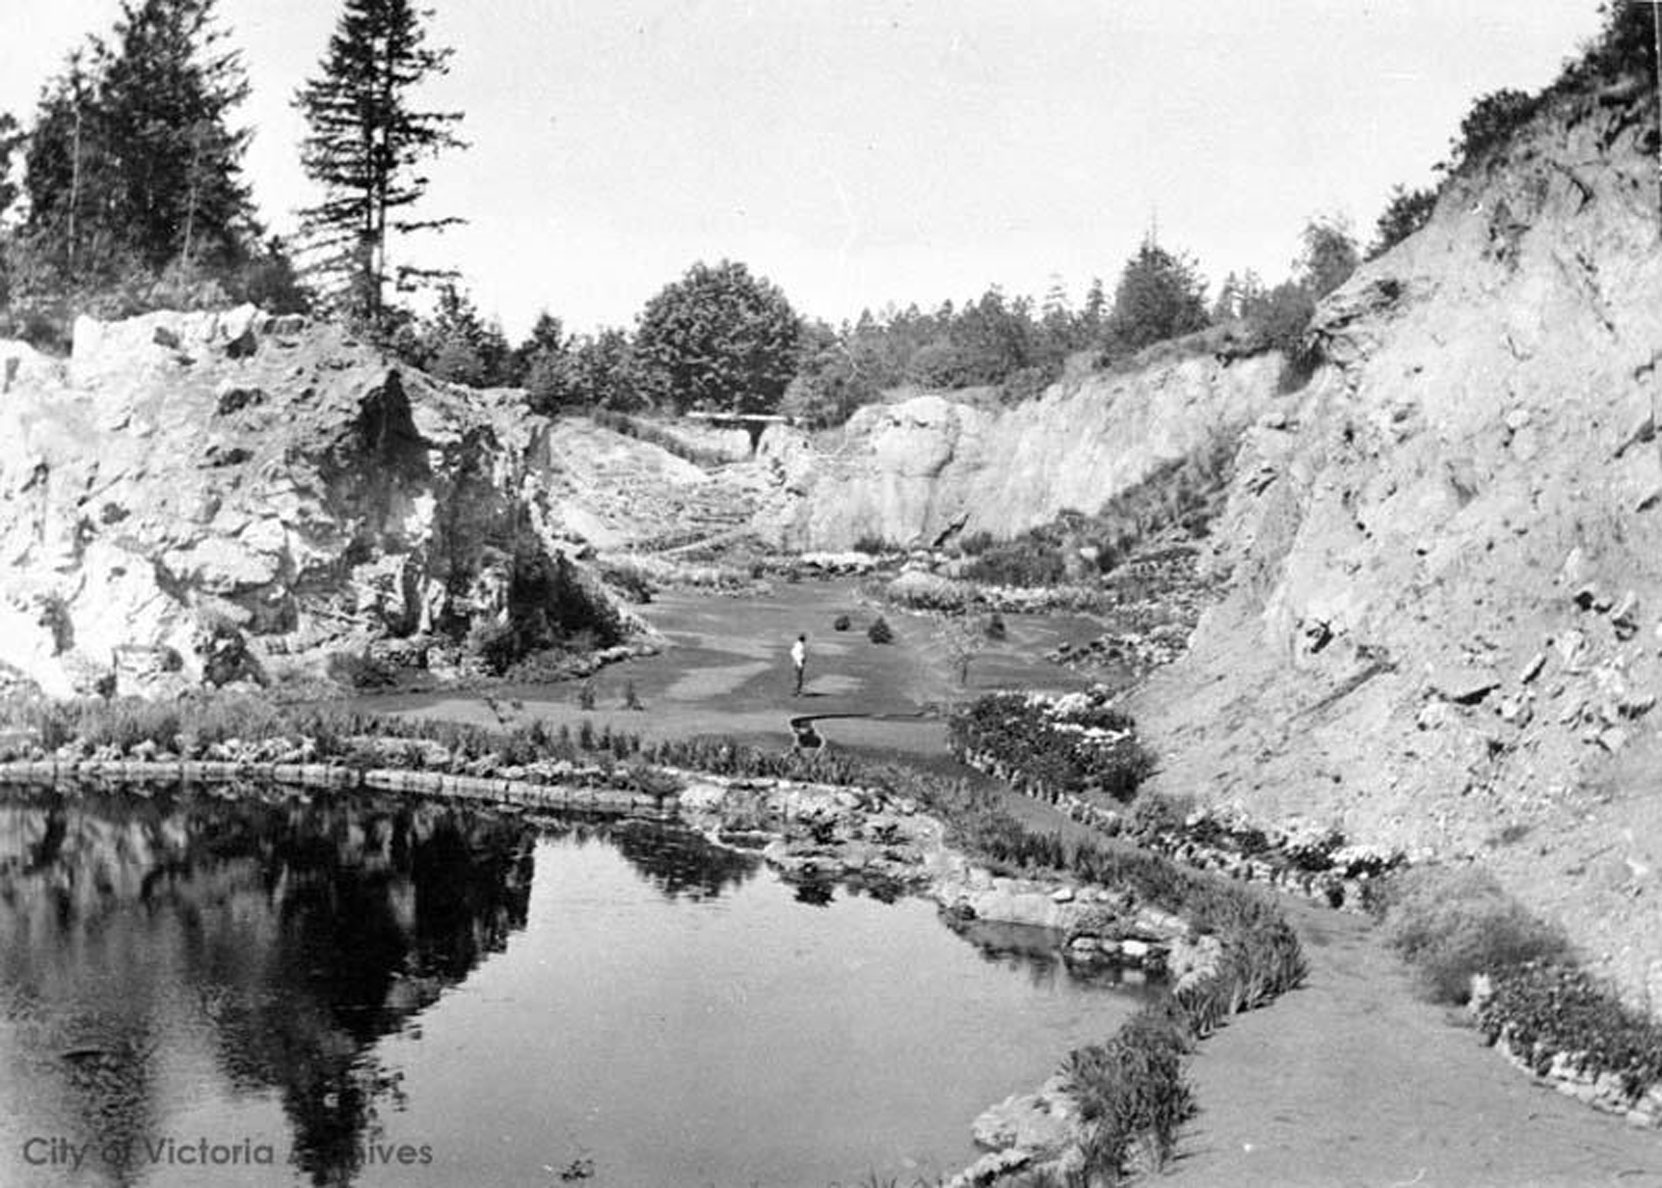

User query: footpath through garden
[365,578,1661,1184]
[1160,897,1662,1188]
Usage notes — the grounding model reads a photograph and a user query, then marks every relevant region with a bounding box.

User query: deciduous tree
[634,259,801,414]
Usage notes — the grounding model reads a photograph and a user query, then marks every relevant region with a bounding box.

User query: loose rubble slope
[1132,80,1662,1007]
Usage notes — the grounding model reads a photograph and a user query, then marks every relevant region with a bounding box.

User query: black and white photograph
[0,2,1660,1185]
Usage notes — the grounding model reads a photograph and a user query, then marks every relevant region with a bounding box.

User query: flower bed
[1473,963,1662,1127]
[872,570,1114,615]
[949,686,1156,803]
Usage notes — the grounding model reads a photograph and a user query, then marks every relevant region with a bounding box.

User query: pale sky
[0,1,1609,339]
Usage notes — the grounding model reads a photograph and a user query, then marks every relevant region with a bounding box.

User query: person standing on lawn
[790,633,807,696]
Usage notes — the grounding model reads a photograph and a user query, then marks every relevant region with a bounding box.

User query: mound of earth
[1132,76,1662,1008]
[0,308,630,697]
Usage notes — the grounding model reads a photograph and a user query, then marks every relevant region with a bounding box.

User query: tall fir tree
[21,0,254,286]
[295,0,466,326]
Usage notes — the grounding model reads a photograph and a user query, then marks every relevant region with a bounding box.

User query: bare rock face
[1131,85,1662,1008]
[0,308,620,696]
[754,354,1284,550]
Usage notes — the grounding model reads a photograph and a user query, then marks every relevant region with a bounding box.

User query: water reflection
[604,818,760,901]
[0,788,533,1186]
[0,787,1147,1187]
[943,915,1141,991]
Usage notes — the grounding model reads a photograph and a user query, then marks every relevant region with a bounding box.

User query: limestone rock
[759,353,1286,549]
[971,1075,1078,1155]
[0,309,630,695]
[1429,663,1501,705]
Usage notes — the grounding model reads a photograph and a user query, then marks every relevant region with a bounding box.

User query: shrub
[984,612,1007,641]
[325,649,398,690]
[832,613,852,631]
[1368,185,1438,260]
[623,680,644,711]
[576,680,597,711]
[1477,962,1662,1097]
[1442,88,1538,175]
[471,546,624,675]
[866,616,894,645]
[37,593,74,656]
[949,688,1155,803]
[1378,864,1572,1004]
[852,533,898,555]
[598,559,655,604]
[958,530,995,556]
[882,570,969,611]
[964,538,1068,587]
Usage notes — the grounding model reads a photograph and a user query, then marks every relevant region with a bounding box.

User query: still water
[0,787,1151,1187]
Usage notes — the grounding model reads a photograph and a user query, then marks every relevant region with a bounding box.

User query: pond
[0,788,1153,1187]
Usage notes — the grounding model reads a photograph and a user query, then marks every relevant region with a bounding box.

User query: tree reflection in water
[604,818,760,901]
[0,786,534,1186]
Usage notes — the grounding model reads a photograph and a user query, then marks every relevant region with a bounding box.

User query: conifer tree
[20,1,254,285]
[1103,238,1210,356]
[295,0,466,326]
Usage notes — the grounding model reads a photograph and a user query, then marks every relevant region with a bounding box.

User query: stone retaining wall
[0,759,676,816]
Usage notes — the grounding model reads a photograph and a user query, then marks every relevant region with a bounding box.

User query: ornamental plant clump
[948,685,1155,802]
[1477,962,1662,1098]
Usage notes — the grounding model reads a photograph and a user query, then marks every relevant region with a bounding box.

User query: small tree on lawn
[939,613,988,686]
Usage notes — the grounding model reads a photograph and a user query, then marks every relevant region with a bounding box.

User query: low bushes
[963,538,1068,588]
[1477,963,1662,1103]
[949,687,1155,803]
[1376,864,1572,1005]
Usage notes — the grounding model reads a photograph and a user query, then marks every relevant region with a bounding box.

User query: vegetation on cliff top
[2,2,1652,434]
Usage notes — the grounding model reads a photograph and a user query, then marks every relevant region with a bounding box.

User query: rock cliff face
[1131,84,1662,1005]
[753,353,1284,550]
[0,308,619,696]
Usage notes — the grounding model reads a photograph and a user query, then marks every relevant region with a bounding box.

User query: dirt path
[1164,899,1662,1188]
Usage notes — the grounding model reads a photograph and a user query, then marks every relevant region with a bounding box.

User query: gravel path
[1163,900,1662,1188]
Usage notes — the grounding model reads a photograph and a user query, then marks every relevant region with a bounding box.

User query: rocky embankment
[0,308,634,698]
[1133,82,1662,1008]
[748,353,1284,550]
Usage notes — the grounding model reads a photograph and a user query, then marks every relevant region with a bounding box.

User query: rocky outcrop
[1131,82,1662,1007]
[751,353,1285,550]
[0,308,626,697]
